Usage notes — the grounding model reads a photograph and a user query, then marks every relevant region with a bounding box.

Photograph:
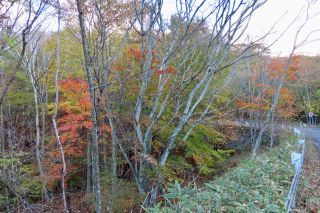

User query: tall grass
[149,135,298,212]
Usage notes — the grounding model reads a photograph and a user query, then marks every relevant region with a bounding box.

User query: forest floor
[33,192,91,212]
[296,127,320,212]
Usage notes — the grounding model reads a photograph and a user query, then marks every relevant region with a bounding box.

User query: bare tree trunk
[252,71,286,158]
[110,134,116,178]
[41,91,47,158]
[8,105,12,153]
[247,55,256,145]
[51,2,68,211]
[52,120,68,212]
[31,83,48,201]
[76,0,102,211]
[105,115,117,211]
[102,52,117,210]
[0,105,4,152]
[86,138,91,193]
[270,111,275,148]
[102,139,108,174]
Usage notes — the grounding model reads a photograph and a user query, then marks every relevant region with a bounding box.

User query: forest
[1,0,320,212]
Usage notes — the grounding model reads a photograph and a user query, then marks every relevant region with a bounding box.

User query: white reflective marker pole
[285,128,305,212]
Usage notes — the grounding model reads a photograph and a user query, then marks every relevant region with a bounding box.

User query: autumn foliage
[46,78,109,188]
[128,47,177,75]
[269,55,300,81]
[236,56,300,119]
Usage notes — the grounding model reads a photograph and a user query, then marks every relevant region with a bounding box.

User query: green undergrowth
[0,152,42,210]
[149,134,298,212]
[154,124,232,182]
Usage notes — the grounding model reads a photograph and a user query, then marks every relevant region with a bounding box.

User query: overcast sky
[244,0,320,56]
[162,0,320,56]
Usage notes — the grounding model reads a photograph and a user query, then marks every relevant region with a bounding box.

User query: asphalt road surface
[298,126,320,158]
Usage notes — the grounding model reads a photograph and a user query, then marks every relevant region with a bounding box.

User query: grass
[148,134,298,212]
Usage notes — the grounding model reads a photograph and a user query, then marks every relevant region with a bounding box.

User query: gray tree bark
[0,105,4,152]
[76,0,102,211]
[86,137,91,193]
[31,79,48,201]
[51,1,69,211]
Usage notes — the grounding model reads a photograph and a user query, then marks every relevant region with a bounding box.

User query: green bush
[153,124,232,181]
[0,152,43,204]
[184,124,232,175]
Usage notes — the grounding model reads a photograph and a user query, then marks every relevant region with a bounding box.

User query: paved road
[298,126,320,157]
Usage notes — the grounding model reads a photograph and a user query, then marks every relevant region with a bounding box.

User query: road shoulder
[295,140,320,212]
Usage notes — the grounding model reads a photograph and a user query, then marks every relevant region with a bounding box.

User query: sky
[243,0,320,56]
[162,0,320,56]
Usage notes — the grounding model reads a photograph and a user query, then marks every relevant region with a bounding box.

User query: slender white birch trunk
[51,1,68,211]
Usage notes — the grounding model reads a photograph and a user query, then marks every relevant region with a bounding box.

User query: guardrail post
[285,128,305,212]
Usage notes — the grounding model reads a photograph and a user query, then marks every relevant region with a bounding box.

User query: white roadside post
[285,128,305,212]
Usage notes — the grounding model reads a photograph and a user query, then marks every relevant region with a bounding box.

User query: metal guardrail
[285,128,305,212]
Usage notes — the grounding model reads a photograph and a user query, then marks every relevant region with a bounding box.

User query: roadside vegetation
[149,133,298,212]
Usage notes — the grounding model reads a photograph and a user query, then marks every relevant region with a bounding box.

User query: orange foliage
[269,55,300,81]
[236,56,300,119]
[46,78,109,189]
[128,47,156,61]
[127,47,177,76]
[156,66,177,75]
[129,48,143,60]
